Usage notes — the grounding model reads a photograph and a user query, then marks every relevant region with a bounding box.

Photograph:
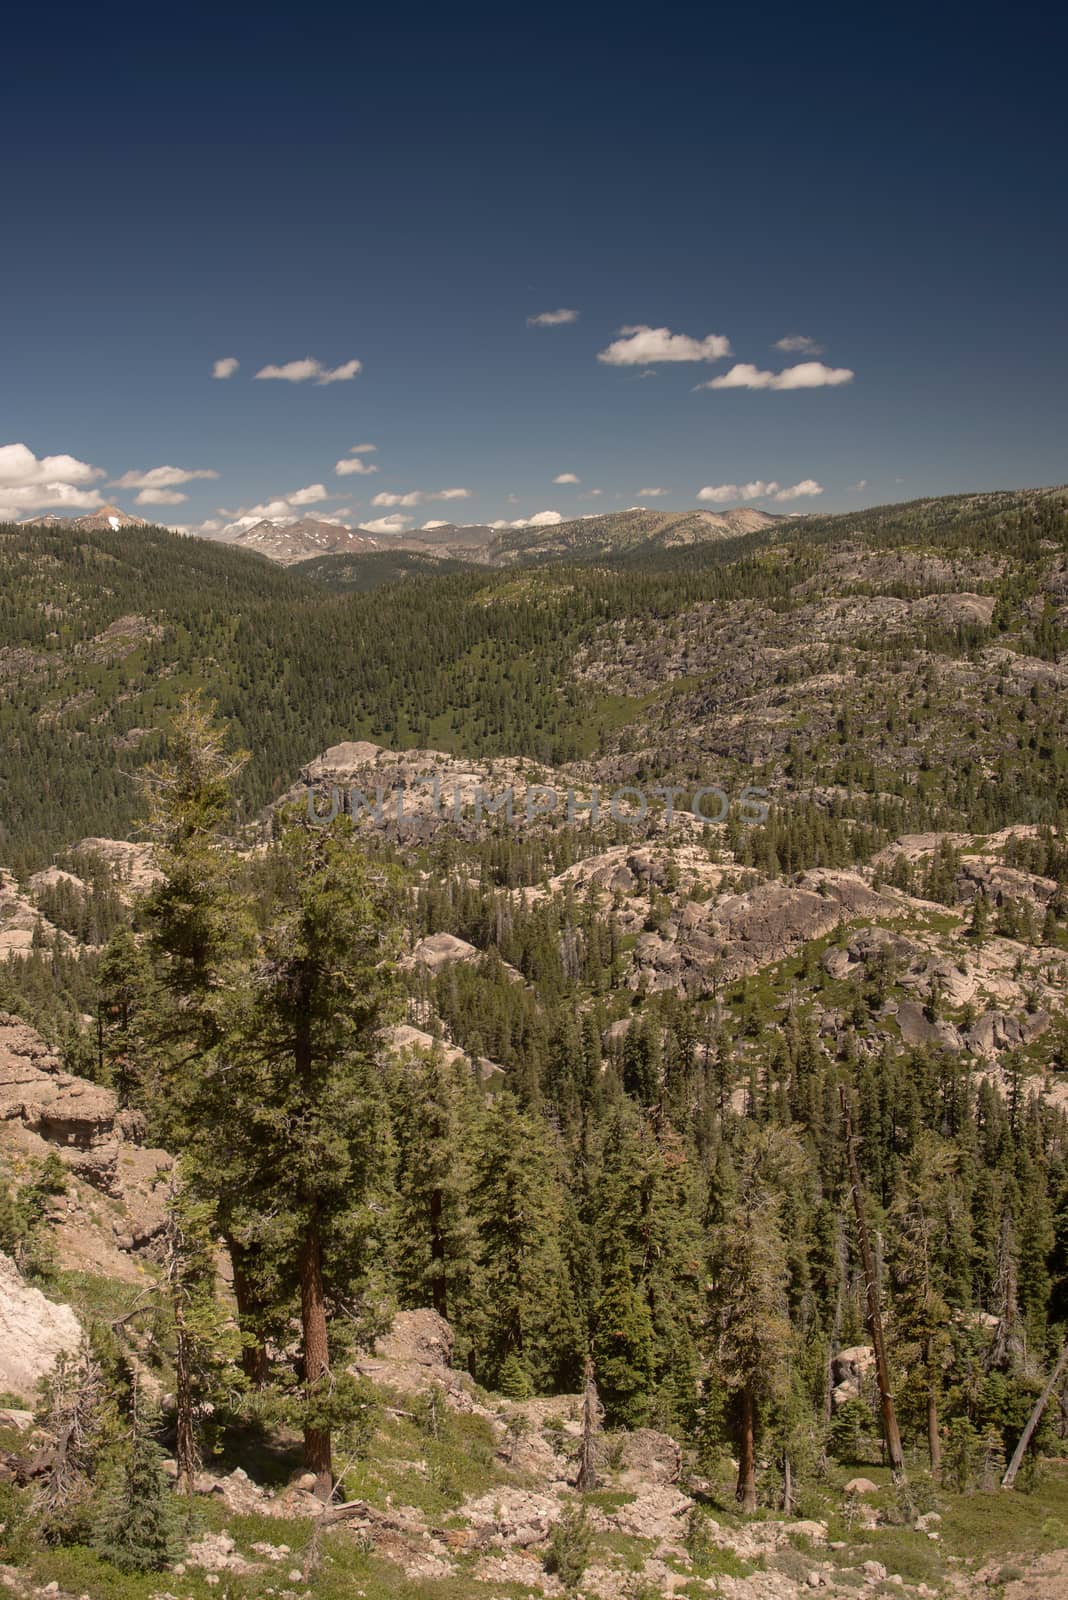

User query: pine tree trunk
[926,1337,941,1477]
[737,1386,758,1513]
[840,1087,906,1482]
[782,1451,793,1513]
[174,1309,197,1493]
[576,1355,601,1491]
[299,1215,333,1500]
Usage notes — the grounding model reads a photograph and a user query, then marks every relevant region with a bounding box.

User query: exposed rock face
[0,872,69,959]
[73,837,162,897]
[0,1015,171,1217]
[0,1252,81,1398]
[633,870,899,995]
[0,1014,116,1152]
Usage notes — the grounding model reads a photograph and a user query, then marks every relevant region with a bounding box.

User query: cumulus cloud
[212,356,240,379]
[851,479,869,491]
[638,486,671,497]
[111,465,219,490]
[527,308,579,326]
[371,487,472,508]
[490,509,564,530]
[697,479,825,503]
[254,357,363,385]
[336,457,378,476]
[420,520,450,530]
[773,335,824,355]
[216,483,336,534]
[598,325,732,366]
[698,361,854,391]
[135,488,188,506]
[553,472,580,484]
[362,514,411,535]
[0,442,106,521]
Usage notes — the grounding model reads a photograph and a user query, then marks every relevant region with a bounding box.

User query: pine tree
[469,1092,580,1393]
[707,1129,800,1512]
[392,1047,477,1327]
[92,1384,179,1573]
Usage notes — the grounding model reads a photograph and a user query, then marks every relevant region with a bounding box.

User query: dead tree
[1002,1339,1068,1490]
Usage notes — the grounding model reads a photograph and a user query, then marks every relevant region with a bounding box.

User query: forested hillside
[0,487,1067,1599]
[2,485,1066,867]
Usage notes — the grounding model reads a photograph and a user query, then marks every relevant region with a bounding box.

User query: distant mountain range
[15,502,782,566]
[19,503,149,533]
[208,504,783,566]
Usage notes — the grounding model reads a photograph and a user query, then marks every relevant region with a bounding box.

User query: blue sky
[2,0,1066,534]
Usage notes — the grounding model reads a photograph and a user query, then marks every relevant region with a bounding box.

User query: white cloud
[254,357,363,385]
[598,325,732,367]
[136,488,187,506]
[362,514,411,534]
[111,465,219,490]
[372,490,422,508]
[773,335,823,355]
[420,520,450,530]
[216,482,336,534]
[491,509,564,530]
[0,442,106,521]
[698,361,854,391]
[851,479,869,491]
[212,356,240,379]
[527,308,579,326]
[553,472,580,484]
[372,487,472,508]
[638,486,671,497]
[350,442,377,453]
[335,457,378,476]
[698,481,776,504]
[697,479,825,504]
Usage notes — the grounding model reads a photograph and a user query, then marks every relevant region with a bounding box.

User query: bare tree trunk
[840,1087,906,1482]
[299,1215,333,1500]
[174,1305,197,1493]
[926,1336,941,1478]
[782,1451,793,1514]
[576,1355,601,1491]
[1002,1339,1068,1490]
[737,1385,757,1513]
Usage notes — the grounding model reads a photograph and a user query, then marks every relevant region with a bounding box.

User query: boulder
[0,1252,81,1399]
[844,1477,880,1497]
